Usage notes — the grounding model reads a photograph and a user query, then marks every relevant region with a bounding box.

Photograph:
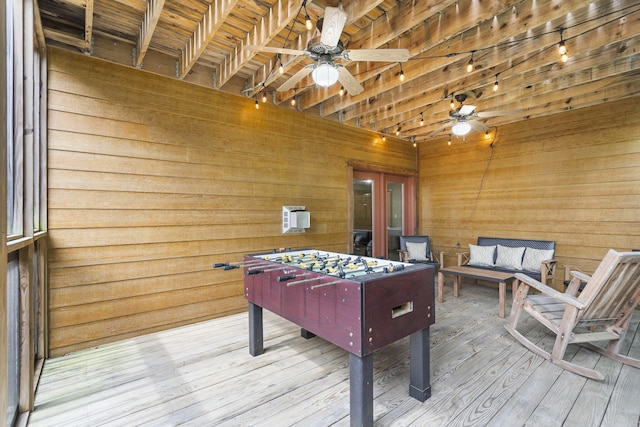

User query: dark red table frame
[244,252,435,426]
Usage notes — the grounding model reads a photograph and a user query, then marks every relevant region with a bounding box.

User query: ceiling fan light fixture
[452,121,471,136]
[312,63,339,87]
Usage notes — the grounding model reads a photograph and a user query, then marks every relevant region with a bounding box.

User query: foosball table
[215,249,435,426]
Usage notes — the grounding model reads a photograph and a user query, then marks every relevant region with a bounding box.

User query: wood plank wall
[46,48,416,356]
[419,96,640,288]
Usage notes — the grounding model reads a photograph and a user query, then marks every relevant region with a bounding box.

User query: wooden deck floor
[29,284,640,426]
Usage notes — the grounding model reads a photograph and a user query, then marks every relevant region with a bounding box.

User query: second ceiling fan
[245,4,410,95]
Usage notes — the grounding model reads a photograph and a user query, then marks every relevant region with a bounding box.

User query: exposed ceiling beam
[84,0,93,53]
[33,0,46,49]
[179,0,241,79]
[135,0,166,68]
[319,0,610,125]
[219,0,305,88]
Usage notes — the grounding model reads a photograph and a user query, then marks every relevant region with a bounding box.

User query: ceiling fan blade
[336,67,363,95]
[427,122,453,138]
[342,49,411,62]
[320,5,347,48]
[477,109,521,118]
[277,66,313,92]
[243,45,307,56]
[458,105,476,116]
[468,120,489,132]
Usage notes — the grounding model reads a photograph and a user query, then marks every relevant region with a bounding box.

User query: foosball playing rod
[310,280,341,290]
[213,260,268,270]
[246,266,288,275]
[285,276,322,286]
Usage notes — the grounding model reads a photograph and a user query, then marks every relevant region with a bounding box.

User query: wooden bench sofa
[438,237,557,317]
[456,237,557,284]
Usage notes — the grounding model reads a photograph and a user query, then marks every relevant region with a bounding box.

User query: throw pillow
[522,248,555,272]
[468,244,496,266]
[495,245,526,270]
[406,241,428,261]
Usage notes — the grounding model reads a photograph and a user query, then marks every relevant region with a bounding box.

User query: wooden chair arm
[540,259,557,285]
[563,265,592,295]
[570,270,592,282]
[457,251,469,266]
[514,273,586,309]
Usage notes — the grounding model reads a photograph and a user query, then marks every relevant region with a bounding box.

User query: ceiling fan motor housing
[308,39,344,56]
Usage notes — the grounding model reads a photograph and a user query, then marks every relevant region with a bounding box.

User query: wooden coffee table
[437,266,520,318]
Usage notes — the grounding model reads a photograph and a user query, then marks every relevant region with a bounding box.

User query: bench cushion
[468,237,556,281]
[522,248,555,272]
[495,245,525,270]
[469,244,496,266]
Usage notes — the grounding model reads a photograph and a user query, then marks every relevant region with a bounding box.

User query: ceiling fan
[428,93,521,137]
[245,4,410,95]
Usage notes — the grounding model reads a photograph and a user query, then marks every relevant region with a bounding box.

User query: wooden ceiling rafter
[317,0,587,120]
[84,0,94,53]
[219,0,305,88]
[135,0,166,68]
[179,0,241,79]
[323,0,629,137]
[362,2,640,138]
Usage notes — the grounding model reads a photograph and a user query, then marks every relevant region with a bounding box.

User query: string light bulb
[450,95,456,110]
[291,89,296,106]
[447,135,452,146]
[420,112,424,126]
[485,130,491,139]
[304,1,312,30]
[399,64,405,82]
[558,29,568,62]
[339,86,345,96]
[262,91,267,103]
[278,55,284,74]
[466,52,474,73]
[255,98,259,109]
[413,141,417,148]
[493,75,499,92]
[396,125,401,136]
[381,133,386,141]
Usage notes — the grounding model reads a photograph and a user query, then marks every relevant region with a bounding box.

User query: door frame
[348,163,417,258]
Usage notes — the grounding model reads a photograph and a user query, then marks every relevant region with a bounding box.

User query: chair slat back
[577,250,640,326]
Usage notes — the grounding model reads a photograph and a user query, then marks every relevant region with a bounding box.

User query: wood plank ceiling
[37,0,640,144]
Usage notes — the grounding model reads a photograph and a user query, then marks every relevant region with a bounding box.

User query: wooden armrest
[564,269,591,295]
[457,251,469,266]
[563,265,591,281]
[514,273,586,309]
[569,270,591,282]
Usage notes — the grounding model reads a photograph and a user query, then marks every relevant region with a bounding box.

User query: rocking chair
[506,249,640,380]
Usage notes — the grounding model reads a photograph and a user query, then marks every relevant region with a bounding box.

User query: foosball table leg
[300,328,316,339]
[248,302,264,356]
[409,327,431,401]
[349,352,374,427]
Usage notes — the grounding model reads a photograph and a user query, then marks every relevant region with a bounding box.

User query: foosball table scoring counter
[215,249,435,427]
